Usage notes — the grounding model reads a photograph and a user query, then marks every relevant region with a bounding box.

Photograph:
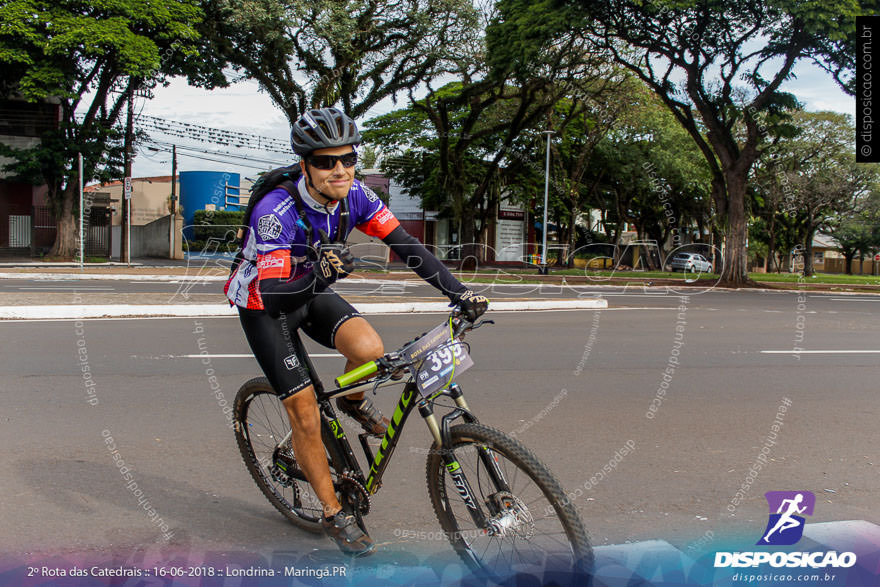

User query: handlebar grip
[335,361,378,387]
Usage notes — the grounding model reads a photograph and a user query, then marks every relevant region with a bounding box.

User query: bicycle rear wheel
[426,422,593,582]
[233,377,328,533]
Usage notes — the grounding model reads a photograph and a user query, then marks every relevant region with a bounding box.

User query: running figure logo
[758,491,816,545]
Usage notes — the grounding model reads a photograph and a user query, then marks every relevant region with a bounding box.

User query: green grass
[750,272,880,285]
[454,268,719,280]
[363,265,880,286]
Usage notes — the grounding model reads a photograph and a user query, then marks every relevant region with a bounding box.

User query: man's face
[300,145,356,202]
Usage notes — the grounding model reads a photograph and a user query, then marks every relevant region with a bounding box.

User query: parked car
[668,253,713,272]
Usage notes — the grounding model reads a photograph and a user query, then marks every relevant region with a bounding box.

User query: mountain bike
[233,310,593,581]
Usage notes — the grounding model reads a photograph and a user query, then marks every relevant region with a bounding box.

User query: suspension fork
[446,383,510,494]
[423,384,510,530]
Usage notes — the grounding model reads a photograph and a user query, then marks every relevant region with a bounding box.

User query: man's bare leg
[330,317,391,436]
[278,317,382,515]
[334,317,384,395]
[281,385,341,517]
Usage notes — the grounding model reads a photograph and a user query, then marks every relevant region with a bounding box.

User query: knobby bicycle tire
[233,377,328,533]
[426,423,593,581]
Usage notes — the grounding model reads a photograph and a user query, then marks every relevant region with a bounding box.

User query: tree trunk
[844,252,854,275]
[766,214,777,273]
[459,215,478,270]
[49,185,78,259]
[721,173,749,284]
[803,227,816,277]
[567,202,577,268]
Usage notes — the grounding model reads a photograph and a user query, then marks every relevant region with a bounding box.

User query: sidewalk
[2,257,878,292]
[0,258,609,319]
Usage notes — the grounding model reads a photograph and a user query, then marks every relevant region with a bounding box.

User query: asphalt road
[5,272,880,306]
[1,291,878,563]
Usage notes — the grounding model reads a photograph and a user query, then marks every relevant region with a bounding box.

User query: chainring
[338,471,371,516]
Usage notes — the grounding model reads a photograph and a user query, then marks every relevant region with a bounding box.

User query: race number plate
[402,322,474,397]
[415,341,473,396]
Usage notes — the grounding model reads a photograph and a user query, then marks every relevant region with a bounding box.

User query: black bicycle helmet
[290,107,361,156]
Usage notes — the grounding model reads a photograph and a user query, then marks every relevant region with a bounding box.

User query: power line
[137,115,291,154]
[163,150,278,171]
[142,139,290,167]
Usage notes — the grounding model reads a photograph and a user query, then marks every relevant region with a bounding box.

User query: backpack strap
[336,197,350,245]
[276,179,315,260]
[278,179,350,248]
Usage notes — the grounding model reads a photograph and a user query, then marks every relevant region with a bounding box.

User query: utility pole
[121,80,134,264]
[169,144,177,259]
[541,130,554,274]
[78,152,83,271]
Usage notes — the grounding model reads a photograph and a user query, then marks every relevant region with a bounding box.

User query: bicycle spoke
[435,430,587,581]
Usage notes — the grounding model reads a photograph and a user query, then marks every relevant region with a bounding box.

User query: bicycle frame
[296,316,510,531]
[306,359,421,496]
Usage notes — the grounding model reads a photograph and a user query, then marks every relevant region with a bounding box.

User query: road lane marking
[827,298,880,302]
[176,353,342,358]
[761,350,880,354]
[17,286,116,291]
[131,353,343,359]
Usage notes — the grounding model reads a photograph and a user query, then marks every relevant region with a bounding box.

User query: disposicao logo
[713,490,857,569]
[758,490,815,546]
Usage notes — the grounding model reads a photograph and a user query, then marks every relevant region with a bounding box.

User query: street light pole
[541,130,554,273]
[122,81,133,265]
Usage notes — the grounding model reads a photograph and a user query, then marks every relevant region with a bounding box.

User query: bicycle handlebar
[334,360,378,387]
[333,310,493,389]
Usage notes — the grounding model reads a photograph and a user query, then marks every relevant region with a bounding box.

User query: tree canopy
[0,0,212,257]
[199,0,479,123]
[545,0,871,283]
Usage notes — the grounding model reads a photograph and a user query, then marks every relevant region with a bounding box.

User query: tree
[830,192,880,274]
[0,0,214,258]
[200,0,478,124]
[364,1,607,264]
[776,112,869,275]
[500,72,635,267]
[549,0,866,284]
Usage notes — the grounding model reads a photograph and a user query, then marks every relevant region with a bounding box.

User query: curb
[0,272,226,282]
[0,299,607,320]
[3,272,876,296]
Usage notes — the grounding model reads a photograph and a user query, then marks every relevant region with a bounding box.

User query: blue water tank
[179,171,240,238]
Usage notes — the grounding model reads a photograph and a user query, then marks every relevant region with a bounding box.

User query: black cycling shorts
[238,291,361,400]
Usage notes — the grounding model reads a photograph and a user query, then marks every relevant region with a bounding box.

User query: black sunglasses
[307,152,358,170]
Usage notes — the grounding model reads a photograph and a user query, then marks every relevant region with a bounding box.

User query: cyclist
[225,107,488,556]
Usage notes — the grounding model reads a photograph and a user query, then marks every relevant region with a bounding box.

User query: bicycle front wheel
[426,423,593,581]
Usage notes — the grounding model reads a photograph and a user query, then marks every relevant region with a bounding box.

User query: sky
[130,59,855,183]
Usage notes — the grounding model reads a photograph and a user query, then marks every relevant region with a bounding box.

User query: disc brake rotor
[486,491,535,539]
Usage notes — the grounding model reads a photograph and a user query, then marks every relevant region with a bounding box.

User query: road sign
[874,253,880,261]
[124,177,132,200]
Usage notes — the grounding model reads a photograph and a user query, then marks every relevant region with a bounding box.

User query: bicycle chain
[338,471,370,516]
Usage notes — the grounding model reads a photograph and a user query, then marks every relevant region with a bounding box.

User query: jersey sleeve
[250,191,298,280]
[352,183,400,239]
